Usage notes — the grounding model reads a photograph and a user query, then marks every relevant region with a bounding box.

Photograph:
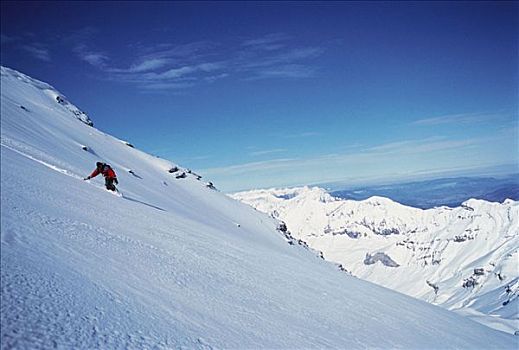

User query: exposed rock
[426,280,439,295]
[364,252,400,267]
[474,268,485,276]
[462,277,478,288]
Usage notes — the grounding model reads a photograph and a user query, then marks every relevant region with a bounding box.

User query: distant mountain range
[328,175,519,209]
[232,186,519,334]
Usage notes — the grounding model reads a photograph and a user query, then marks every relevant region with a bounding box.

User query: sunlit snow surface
[1,66,516,349]
[232,186,519,334]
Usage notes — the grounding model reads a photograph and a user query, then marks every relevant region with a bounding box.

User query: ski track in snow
[1,141,84,181]
[1,141,165,207]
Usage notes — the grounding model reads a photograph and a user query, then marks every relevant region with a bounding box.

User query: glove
[114,178,118,185]
[84,176,90,180]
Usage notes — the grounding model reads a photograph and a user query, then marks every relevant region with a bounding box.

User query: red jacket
[89,164,117,179]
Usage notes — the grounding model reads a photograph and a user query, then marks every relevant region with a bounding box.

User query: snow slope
[232,186,519,334]
[1,66,516,349]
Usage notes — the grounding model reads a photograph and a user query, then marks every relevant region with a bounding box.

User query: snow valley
[0,66,516,349]
[232,186,519,334]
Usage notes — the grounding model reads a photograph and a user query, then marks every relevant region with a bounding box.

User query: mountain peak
[295,186,336,203]
[362,195,399,206]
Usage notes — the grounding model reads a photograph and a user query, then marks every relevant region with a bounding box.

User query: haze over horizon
[1,1,517,192]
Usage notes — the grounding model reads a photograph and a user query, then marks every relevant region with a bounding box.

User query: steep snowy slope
[232,186,519,334]
[1,66,516,349]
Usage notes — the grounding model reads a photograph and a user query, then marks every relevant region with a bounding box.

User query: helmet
[96,162,103,168]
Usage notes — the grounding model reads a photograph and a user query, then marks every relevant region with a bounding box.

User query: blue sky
[1,1,518,192]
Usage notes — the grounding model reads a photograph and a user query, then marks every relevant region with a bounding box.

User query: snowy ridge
[232,186,519,334]
[1,66,93,126]
[1,66,516,348]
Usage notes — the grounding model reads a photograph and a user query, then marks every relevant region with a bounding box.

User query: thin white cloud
[140,81,195,90]
[204,158,299,176]
[83,53,109,67]
[239,43,324,80]
[205,73,229,82]
[105,62,226,90]
[2,34,51,62]
[73,44,108,68]
[116,58,171,73]
[201,133,516,192]
[366,140,418,152]
[139,41,215,61]
[248,64,316,79]
[21,44,51,62]
[202,136,487,178]
[1,34,19,44]
[157,66,198,79]
[128,34,324,87]
[366,137,477,155]
[243,47,322,64]
[242,33,291,49]
[282,131,322,139]
[276,47,324,62]
[250,149,287,156]
[412,112,508,126]
[67,28,108,68]
[145,62,223,80]
[67,32,324,91]
[189,155,211,161]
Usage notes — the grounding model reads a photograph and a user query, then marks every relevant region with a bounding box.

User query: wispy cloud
[250,148,287,156]
[67,31,324,92]
[366,137,477,154]
[242,47,323,69]
[138,81,195,91]
[279,131,322,139]
[1,33,51,62]
[205,73,229,82]
[246,64,316,80]
[138,41,215,61]
[109,58,172,73]
[242,33,290,50]
[21,43,51,62]
[77,40,229,91]
[201,135,495,191]
[172,154,212,163]
[412,112,509,126]
[189,155,211,161]
[1,34,19,44]
[104,61,225,91]
[64,27,109,68]
[73,44,109,68]
[83,53,109,67]
[205,158,299,176]
[143,62,224,80]
[238,35,324,79]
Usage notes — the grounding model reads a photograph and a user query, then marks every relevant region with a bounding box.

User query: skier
[84,162,119,191]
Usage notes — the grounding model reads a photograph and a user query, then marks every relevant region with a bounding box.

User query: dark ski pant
[105,177,116,191]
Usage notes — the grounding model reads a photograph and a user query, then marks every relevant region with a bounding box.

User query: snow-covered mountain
[232,186,519,334]
[1,66,516,349]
